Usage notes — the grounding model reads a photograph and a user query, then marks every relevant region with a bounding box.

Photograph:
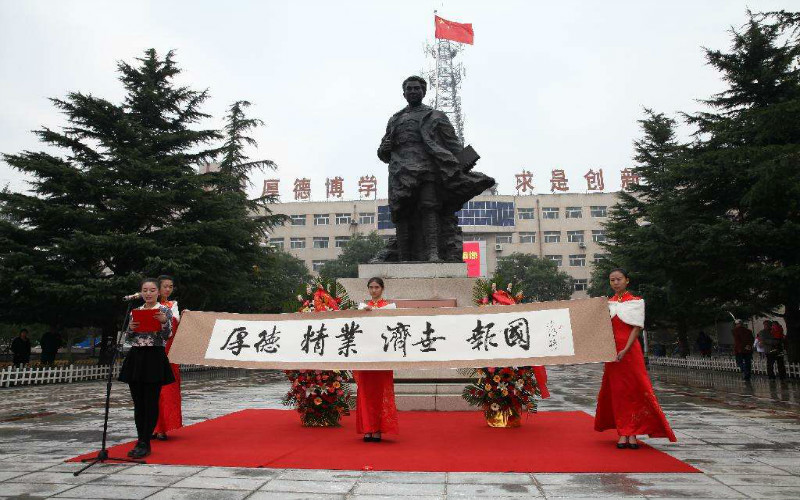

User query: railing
[0,363,222,388]
[649,354,800,379]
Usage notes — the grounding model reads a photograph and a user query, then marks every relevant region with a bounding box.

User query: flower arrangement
[464,278,540,426]
[283,278,355,427]
[282,369,354,427]
[461,366,541,419]
[472,279,524,306]
[294,278,355,312]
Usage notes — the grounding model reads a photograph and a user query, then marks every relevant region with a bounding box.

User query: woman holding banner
[354,277,399,442]
[153,275,182,441]
[594,269,676,449]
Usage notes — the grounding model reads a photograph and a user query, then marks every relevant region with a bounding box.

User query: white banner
[205,308,574,364]
[168,298,616,369]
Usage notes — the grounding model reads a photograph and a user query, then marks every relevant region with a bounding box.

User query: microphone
[122,292,141,301]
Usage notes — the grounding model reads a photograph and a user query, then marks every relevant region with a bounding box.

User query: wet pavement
[0,364,798,499]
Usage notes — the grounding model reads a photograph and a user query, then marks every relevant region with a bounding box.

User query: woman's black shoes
[628,441,640,450]
[616,442,627,449]
[128,441,151,458]
[363,435,372,442]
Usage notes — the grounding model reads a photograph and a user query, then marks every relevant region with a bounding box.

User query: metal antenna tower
[424,36,466,143]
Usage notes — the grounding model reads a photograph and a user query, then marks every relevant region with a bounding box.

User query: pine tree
[681,11,800,361]
[589,110,727,354]
[0,50,286,362]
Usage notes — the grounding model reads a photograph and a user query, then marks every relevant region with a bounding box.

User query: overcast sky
[1,1,795,200]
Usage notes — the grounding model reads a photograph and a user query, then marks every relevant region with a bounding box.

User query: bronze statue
[374,76,495,263]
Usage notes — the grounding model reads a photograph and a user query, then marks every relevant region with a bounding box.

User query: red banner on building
[462,241,483,277]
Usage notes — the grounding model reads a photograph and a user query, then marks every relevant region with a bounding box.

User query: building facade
[264,192,618,298]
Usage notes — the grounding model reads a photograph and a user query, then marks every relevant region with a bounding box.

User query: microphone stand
[74,300,145,476]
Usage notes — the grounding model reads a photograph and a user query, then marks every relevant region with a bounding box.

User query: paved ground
[0,364,798,499]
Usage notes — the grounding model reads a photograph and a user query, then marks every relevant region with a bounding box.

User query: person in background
[153,275,182,441]
[764,320,787,381]
[695,330,713,357]
[732,320,754,382]
[11,329,32,366]
[39,329,62,366]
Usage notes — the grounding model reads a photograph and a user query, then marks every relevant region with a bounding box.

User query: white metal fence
[649,355,800,379]
[0,363,222,388]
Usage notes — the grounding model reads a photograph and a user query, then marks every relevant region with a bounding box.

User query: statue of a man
[377,76,494,262]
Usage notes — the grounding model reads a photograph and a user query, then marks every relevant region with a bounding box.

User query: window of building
[463,235,486,241]
[592,230,607,243]
[543,231,561,243]
[335,213,351,225]
[593,253,609,263]
[519,232,536,243]
[567,230,585,243]
[313,214,329,225]
[290,237,306,249]
[359,212,375,225]
[312,260,329,273]
[377,205,395,230]
[457,201,515,226]
[573,279,588,291]
[381,234,393,243]
[495,234,512,244]
[545,254,563,267]
[290,214,306,226]
[313,237,329,249]
[565,206,583,219]
[569,254,586,267]
[335,236,350,248]
[270,238,284,250]
[590,205,607,218]
[542,207,559,219]
[517,207,535,220]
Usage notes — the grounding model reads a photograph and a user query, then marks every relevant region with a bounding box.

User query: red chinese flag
[435,15,474,45]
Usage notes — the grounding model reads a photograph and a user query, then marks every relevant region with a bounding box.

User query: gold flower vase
[485,405,522,428]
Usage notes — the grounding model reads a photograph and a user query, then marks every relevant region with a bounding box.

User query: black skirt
[119,346,175,385]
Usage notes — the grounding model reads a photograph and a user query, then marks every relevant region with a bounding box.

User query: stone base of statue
[339,262,479,411]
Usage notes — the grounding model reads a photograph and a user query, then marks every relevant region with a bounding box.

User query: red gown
[154,300,182,435]
[594,292,676,441]
[354,299,400,435]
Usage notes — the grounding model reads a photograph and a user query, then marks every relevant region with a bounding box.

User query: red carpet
[71,410,698,473]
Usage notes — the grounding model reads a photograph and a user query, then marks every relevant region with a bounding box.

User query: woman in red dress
[354,277,399,442]
[153,275,182,440]
[594,268,676,449]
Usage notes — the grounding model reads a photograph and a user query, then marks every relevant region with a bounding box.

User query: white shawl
[608,298,645,328]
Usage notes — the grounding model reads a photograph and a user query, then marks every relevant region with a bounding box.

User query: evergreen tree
[589,110,727,354]
[492,253,572,302]
[593,12,800,360]
[318,232,385,280]
[682,11,800,361]
[0,49,284,362]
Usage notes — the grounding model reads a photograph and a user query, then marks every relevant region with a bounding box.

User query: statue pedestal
[339,262,478,411]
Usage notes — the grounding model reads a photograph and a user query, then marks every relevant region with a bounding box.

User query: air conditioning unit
[495,244,503,251]
[578,242,586,249]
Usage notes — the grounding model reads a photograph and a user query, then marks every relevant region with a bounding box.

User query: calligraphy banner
[168,297,616,369]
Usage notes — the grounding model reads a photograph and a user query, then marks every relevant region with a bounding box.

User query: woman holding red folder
[119,277,174,458]
[594,269,676,449]
[153,275,182,441]
[353,277,399,442]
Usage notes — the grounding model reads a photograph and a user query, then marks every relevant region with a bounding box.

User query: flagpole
[433,10,440,109]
